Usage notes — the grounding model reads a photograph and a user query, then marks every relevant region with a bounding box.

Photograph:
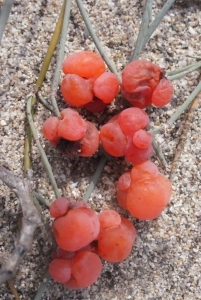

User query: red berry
[62,51,106,79]
[152,78,174,107]
[49,258,72,283]
[42,116,60,141]
[125,135,153,164]
[93,72,119,103]
[98,210,121,229]
[79,121,100,157]
[117,172,131,191]
[50,197,70,218]
[116,189,128,210]
[61,74,94,107]
[85,97,107,113]
[132,129,152,149]
[130,161,159,183]
[121,84,152,109]
[58,108,86,141]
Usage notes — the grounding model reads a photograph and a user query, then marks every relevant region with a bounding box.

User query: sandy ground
[0,0,201,299]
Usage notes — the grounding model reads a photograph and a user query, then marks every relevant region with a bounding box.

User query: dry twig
[0,166,41,284]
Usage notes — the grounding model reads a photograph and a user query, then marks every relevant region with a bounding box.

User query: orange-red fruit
[42,116,60,141]
[93,72,119,103]
[100,122,127,157]
[122,60,162,93]
[127,174,172,220]
[117,189,129,210]
[117,172,131,191]
[118,107,149,136]
[98,210,121,229]
[152,78,174,107]
[70,251,102,288]
[61,74,94,107]
[79,121,100,157]
[98,218,136,262]
[52,207,100,252]
[125,136,153,164]
[130,161,159,183]
[49,258,71,283]
[133,129,152,149]
[50,198,69,218]
[121,84,152,109]
[62,51,106,78]
[57,108,86,141]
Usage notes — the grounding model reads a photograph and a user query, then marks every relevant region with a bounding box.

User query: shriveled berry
[121,84,152,109]
[79,121,100,157]
[85,97,107,113]
[62,51,106,78]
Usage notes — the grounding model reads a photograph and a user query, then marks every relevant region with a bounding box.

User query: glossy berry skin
[57,108,86,141]
[132,129,152,149]
[122,60,162,93]
[130,161,159,183]
[42,116,60,141]
[49,258,72,283]
[93,72,119,103]
[61,74,94,107]
[98,210,121,229]
[152,78,174,107]
[52,207,100,252]
[118,107,149,136]
[98,217,136,262]
[62,51,106,79]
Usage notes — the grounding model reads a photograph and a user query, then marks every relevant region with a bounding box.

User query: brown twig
[0,166,41,285]
[7,279,20,300]
[170,76,201,181]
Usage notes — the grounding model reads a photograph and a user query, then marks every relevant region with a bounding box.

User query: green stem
[37,94,54,113]
[142,0,176,50]
[130,0,153,61]
[0,0,14,44]
[152,138,167,167]
[33,271,51,300]
[167,61,201,81]
[76,0,121,82]
[167,61,201,76]
[83,155,107,202]
[32,191,51,208]
[51,0,73,118]
[27,96,60,198]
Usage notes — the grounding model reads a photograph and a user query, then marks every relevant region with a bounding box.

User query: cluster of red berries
[61,51,120,112]
[117,161,172,220]
[100,107,153,164]
[121,59,174,108]
[49,198,136,289]
[42,108,99,157]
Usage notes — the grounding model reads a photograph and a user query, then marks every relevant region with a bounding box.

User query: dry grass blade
[7,279,20,300]
[0,167,41,284]
[170,74,201,181]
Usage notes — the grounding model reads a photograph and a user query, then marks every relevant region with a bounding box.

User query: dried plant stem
[170,75,201,181]
[130,0,153,61]
[27,96,60,198]
[0,0,14,44]
[24,2,66,174]
[168,61,201,81]
[7,279,20,300]
[0,167,41,284]
[51,0,73,118]
[83,155,107,202]
[76,0,121,82]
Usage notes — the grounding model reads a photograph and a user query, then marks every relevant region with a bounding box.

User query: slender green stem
[152,138,167,167]
[51,0,73,118]
[76,0,121,82]
[0,0,14,44]
[32,191,51,208]
[130,0,153,61]
[167,61,201,76]
[83,155,107,202]
[27,96,60,198]
[37,94,54,113]
[150,80,201,135]
[167,61,201,81]
[33,271,51,300]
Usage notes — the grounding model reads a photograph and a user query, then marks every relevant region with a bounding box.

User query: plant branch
[130,0,153,61]
[0,0,14,44]
[167,61,201,81]
[27,96,60,198]
[76,0,121,82]
[51,0,73,118]
[167,61,201,76]
[0,166,41,284]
